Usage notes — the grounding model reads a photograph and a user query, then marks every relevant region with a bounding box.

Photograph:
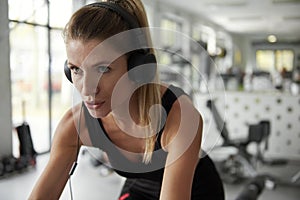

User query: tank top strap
[161,85,188,115]
[155,85,188,149]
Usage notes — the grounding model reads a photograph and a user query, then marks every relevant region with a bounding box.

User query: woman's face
[66,39,133,118]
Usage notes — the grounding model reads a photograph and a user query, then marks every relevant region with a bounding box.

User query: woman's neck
[111,92,139,122]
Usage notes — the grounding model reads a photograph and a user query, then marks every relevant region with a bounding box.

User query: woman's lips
[84,101,105,110]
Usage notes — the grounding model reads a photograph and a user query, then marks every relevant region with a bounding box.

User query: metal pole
[47,0,53,149]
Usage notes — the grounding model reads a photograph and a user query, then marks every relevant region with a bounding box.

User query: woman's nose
[82,73,100,96]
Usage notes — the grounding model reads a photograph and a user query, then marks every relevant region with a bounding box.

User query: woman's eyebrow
[66,61,77,67]
[69,60,113,68]
[89,60,112,67]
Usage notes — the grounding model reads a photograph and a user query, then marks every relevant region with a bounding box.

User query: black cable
[68,102,83,200]
[68,177,74,200]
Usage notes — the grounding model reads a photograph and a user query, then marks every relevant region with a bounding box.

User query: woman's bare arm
[160,96,203,200]
[29,108,82,200]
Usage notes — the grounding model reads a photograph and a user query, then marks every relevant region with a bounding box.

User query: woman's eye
[97,66,110,73]
[70,66,82,74]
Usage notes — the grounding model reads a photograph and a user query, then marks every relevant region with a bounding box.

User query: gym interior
[0,0,300,199]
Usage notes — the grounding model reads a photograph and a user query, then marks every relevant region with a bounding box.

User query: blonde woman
[29,0,224,199]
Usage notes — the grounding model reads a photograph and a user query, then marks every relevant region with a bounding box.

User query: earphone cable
[69,177,74,200]
[68,102,84,200]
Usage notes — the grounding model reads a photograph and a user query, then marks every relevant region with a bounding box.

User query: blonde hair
[63,0,161,164]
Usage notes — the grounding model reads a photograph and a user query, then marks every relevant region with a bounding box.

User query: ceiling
[160,0,300,41]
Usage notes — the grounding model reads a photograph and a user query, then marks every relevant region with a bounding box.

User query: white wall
[0,0,12,157]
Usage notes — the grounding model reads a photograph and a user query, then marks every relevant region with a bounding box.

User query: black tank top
[84,85,187,182]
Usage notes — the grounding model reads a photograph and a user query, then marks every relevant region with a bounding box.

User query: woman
[29,0,224,199]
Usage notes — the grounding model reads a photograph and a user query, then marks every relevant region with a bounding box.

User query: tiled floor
[0,149,299,200]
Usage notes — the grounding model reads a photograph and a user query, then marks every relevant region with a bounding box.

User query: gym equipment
[0,162,4,176]
[206,98,300,190]
[235,175,266,200]
[0,100,38,178]
[15,100,37,167]
[206,99,286,183]
[82,148,114,177]
[2,156,16,174]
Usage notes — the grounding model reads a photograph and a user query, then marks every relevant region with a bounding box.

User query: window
[160,18,182,49]
[256,49,294,72]
[158,17,184,87]
[275,50,294,72]
[9,0,73,154]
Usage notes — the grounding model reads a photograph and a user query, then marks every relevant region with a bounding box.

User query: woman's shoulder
[53,104,83,145]
[159,84,198,126]
[167,92,199,123]
[160,85,202,149]
[59,105,80,129]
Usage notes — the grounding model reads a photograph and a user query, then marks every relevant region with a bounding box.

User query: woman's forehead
[66,39,126,67]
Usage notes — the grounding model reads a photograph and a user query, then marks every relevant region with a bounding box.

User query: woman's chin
[88,108,110,119]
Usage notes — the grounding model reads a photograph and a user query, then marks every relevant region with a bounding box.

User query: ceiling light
[268,35,277,43]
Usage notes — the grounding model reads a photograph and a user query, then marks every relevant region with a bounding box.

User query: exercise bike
[206,99,285,184]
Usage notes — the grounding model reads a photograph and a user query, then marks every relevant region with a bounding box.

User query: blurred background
[0,0,299,199]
